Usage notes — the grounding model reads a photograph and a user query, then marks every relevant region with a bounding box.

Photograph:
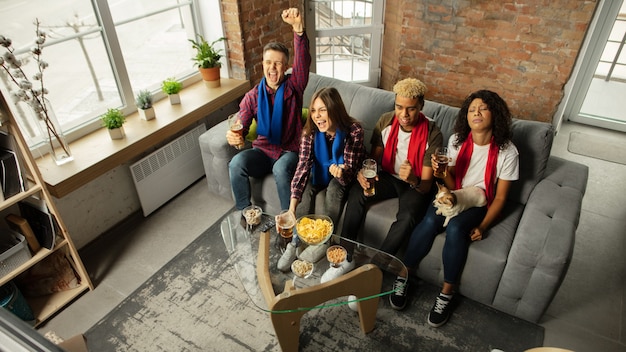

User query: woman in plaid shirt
[277,87,365,271]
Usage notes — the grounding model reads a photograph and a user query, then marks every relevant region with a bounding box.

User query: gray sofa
[199,73,588,323]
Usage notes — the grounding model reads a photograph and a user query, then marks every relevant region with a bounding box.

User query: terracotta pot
[199,66,221,88]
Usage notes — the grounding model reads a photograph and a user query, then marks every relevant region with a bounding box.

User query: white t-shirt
[381,126,429,179]
[448,133,519,190]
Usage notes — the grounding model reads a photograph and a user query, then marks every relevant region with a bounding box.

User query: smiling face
[262,49,288,90]
[467,98,493,132]
[394,96,423,132]
[310,97,335,135]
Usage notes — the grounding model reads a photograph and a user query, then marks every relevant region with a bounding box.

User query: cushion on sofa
[508,119,554,205]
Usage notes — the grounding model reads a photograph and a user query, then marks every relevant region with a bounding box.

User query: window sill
[35,78,250,198]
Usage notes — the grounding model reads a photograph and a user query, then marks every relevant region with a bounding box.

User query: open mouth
[316,120,328,129]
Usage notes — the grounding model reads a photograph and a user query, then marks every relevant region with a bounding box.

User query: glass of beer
[433,147,450,178]
[362,159,377,197]
[228,113,245,150]
[276,210,296,250]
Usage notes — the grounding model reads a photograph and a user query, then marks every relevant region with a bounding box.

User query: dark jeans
[228,148,298,210]
[403,202,487,284]
[296,178,348,226]
[340,172,431,257]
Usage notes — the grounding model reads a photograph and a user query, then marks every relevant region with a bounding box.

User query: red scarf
[381,112,428,178]
[454,132,499,207]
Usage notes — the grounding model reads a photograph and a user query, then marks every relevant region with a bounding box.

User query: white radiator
[130,124,207,216]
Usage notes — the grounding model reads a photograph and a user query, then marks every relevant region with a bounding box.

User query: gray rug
[85,211,544,351]
[568,131,626,165]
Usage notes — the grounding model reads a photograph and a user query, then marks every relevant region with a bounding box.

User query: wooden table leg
[256,232,383,352]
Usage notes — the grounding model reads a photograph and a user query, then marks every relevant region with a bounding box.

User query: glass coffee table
[220,210,407,352]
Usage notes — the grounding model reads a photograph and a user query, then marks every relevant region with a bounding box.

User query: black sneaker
[389,276,408,310]
[428,293,453,327]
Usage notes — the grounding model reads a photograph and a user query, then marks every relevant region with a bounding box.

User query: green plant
[189,35,225,69]
[161,78,182,95]
[135,89,153,109]
[101,108,125,129]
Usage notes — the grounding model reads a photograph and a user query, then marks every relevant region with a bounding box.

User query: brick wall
[222,0,296,83]
[222,0,596,122]
[381,0,597,122]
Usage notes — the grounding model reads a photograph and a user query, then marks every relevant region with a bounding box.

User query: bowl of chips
[295,214,333,246]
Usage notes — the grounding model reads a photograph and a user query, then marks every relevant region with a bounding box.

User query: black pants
[340,172,432,256]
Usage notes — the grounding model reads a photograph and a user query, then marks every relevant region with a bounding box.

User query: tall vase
[32,98,74,166]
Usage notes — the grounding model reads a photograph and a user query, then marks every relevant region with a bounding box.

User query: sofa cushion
[508,119,554,205]
[422,100,460,145]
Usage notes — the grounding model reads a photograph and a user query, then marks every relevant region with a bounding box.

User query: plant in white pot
[189,35,225,88]
[136,90,155,120]
[161,78,182,104]
[101,108,126,140]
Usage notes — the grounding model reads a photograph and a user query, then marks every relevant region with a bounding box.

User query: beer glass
[228,113,245,149]
[433,147,450,178]
[362,159,377,197]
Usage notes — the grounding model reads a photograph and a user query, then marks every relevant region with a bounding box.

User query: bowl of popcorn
[242,205,262,226]
[326,245,347,268]
[295,214,333,246]
[291,259,314,278]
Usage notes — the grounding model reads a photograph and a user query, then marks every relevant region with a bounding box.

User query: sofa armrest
[492,156,589,322]
[199,119,245,200]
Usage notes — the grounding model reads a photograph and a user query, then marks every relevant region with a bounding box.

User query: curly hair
[393,78,427,106]
[453,90,512,149]
[303,87,356,135]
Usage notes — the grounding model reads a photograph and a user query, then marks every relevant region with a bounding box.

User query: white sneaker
[320,259,355,283]
[298,242,329,263]
[277,242,297,272]
[347,295,358,312]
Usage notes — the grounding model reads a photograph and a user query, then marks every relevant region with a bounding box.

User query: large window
[0,0,224,152]
[306,0,384,87]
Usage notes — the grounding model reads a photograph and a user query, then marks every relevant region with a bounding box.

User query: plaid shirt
[291,122,366,200]
[238,33,311,160]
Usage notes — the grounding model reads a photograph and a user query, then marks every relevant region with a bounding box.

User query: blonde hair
[393,78,427,99]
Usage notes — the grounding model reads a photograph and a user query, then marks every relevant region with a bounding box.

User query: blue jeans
[228,148,298,210]
[403,202,487,284]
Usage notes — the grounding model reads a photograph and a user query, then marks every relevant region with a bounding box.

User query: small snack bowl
[326,245,347,267]
[242,205,262,226]
[295,214,333,246]
[291,259,314,278]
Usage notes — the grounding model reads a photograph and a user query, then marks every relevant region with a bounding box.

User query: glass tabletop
[220,210,408,313]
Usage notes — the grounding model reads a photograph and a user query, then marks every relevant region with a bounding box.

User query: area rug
[85,210,544,351]
[568,131,626,165]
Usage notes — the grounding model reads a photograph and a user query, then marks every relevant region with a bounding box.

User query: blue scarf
[312,129,346,186]
[256,77,285,145]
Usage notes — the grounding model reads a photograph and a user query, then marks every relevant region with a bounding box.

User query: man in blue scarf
[227,7,311,212]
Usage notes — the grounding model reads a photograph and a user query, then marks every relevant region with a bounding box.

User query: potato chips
[296,216,333,245]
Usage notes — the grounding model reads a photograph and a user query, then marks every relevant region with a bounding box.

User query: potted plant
[161,78,182,104]
[101,108,126,140]
[135,90,156,120]
[189,35,226,88]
